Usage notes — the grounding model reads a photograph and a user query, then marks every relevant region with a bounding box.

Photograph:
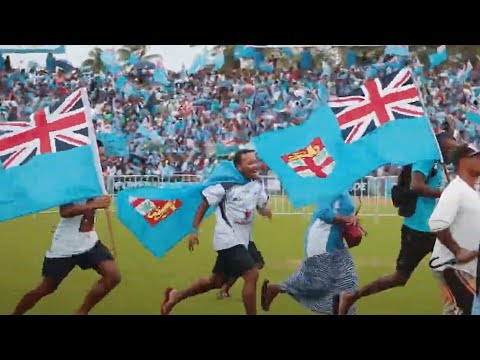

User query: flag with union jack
[0,89,93,169]
[253,102,441,209]
[0,88,105,223]
[329,68,424,144]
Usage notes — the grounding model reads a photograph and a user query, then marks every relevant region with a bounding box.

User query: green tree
[81,47,104,73]
[116,45,162,63]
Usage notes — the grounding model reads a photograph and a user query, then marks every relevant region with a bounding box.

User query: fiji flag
[0,88,105,222]
[116,161,248,258]
[253,79,441,208]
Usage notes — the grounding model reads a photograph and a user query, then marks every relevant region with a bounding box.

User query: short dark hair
[452,143,480,167]
[233,149,255,167]
[96,140,104,148]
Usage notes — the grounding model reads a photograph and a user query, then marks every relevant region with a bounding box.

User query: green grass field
[0,205,442,315]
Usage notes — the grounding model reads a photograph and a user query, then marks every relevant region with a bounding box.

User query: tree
[116,45,162,63]
[81,47,104,73]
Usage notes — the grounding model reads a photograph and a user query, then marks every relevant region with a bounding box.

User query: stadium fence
[106,174,400,217]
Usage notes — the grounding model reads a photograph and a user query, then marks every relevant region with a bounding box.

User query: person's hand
[455,248,478,264]
[189,232,199,252]
[88,195,111,210]
[259,207,273,221]
[344,215,359,225]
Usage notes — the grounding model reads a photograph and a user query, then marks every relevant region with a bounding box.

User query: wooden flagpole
[104,206,117,258]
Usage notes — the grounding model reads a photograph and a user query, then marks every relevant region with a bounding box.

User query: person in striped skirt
[260,191,359,315]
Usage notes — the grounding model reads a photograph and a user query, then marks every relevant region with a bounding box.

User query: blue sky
[6,45,212,72]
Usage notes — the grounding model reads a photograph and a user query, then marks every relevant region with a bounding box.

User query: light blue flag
[259,62,274,73]
[321,61,332,77]
[366,67,378,79]
[97,132,129,157]
[0,89,104,222]
[213,53,225,71]
[136,125,161,140]
[100,50,116,66]
[115,76,128,91]
[466,108,480,125]
[414,66,424,77]
[153,69,169,86]
[100,50,119,74]
[300,49,313,70]
[282,48,294,59]
[215,142,239,157]
[345,50,357,67]
[318,84,330,103]
[128,53,141,66]
[188,48,209,75]
[429,46,448,68]
[233,45,255,60]
[384,45,410,57]
[253,106,441,208]
[123,82,139,97]
[116,161,248,258]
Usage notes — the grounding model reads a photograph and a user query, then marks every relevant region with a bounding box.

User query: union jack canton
[0,89,91,170]
[329,68,425,144]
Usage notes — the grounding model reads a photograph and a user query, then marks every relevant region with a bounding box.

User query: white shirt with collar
[429,177,480,276]
[202,180,268,251]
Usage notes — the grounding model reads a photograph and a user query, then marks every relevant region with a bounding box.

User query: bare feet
[337,291,356,315]
[161,288,178,315]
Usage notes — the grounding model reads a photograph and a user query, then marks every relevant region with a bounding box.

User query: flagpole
[104,207,117,258]
[413,69,450,185]
[83,84,119,259]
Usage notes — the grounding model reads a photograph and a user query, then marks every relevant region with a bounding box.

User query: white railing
[106,174,202,195]
[106,174,400,217]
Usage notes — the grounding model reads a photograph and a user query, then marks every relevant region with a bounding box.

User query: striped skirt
[279,249,359,315]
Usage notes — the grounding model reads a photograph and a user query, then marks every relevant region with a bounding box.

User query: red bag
[342,202,367,249]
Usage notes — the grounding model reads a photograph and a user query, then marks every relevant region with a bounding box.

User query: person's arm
[192,200,210,232]
[59,196,111,218]
[315,201,357,225]
[410,161,442,198]
[256,182,272,220]
[188,184,226,252]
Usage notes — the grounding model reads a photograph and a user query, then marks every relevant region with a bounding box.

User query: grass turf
[0,205,441,315]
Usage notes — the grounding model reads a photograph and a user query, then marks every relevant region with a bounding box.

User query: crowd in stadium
[1,47,479,179]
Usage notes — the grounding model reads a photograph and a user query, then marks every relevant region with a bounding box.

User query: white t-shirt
[429,177,480,276]
[202,181,268,251]
[46,201,99,258]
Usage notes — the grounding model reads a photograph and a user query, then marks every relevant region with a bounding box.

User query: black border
[5,2,480,44]
[2,5,479,356]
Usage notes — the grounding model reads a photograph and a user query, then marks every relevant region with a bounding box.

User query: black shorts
[248,241,265,268]
[443,268,475,315]
[213,244,259,280]
[42,241,114,282]
[396,225,437,277]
